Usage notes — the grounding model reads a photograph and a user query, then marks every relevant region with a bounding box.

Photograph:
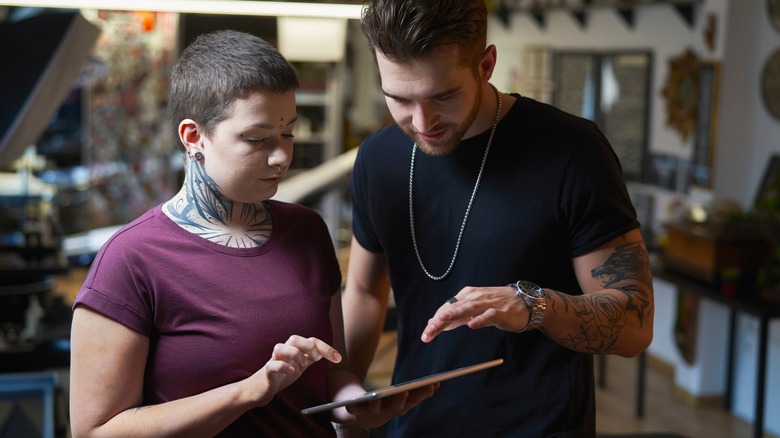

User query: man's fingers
[421,304,474,342]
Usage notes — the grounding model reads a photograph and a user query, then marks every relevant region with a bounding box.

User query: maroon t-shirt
[74,201,342,437]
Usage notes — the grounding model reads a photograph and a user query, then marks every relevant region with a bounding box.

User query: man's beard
[402,86,483,157]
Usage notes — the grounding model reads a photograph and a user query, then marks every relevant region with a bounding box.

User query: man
[342,0,654,436]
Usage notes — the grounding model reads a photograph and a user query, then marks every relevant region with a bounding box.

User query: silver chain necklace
[409,85,502,281]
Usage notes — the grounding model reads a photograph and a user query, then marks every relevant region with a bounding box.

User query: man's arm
[342,236,392,380]
[421,229,654,357]
[543,228,654,357]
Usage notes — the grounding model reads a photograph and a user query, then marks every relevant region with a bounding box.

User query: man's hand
[421,285,531,342]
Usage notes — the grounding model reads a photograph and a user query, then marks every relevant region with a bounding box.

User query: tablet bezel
[300,358,503,415]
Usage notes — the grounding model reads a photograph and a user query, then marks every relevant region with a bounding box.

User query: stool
[0,371,58,438]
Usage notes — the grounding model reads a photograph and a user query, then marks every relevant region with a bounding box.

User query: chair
[0,371,58,438]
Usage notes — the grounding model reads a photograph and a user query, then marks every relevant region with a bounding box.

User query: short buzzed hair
[167,30,299,152]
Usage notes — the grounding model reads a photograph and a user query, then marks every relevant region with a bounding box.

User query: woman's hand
[249,335,343,407]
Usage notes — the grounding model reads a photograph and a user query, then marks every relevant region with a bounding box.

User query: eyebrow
[250,116,298,130]
[382,86,462,102]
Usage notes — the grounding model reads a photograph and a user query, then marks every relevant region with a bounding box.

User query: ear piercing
[188,151,203,161]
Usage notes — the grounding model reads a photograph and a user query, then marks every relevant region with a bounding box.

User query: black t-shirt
[350,95,639,437]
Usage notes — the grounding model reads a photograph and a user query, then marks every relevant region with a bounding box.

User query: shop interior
[1,1,780,437]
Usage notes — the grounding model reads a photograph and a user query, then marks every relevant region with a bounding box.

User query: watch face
[519,281,544,298]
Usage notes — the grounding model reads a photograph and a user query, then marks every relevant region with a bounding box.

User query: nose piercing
[277,165,283,172]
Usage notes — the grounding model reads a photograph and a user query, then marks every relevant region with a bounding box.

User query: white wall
[487,1,779,434]
[714,0,780,207]
[489,0,728,158]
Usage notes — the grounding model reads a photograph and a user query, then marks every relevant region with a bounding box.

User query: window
[553,51,653,183]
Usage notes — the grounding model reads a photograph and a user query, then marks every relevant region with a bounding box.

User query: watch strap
[508,280,546,332]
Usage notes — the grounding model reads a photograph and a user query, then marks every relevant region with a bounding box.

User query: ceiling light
[0,0,363,19]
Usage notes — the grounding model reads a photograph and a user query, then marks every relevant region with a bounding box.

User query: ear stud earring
[188,151,203,161]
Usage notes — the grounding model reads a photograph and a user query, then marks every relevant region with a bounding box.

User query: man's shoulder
[510,95,597,130]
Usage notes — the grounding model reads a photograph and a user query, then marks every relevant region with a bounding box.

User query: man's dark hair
[360,0,488,67]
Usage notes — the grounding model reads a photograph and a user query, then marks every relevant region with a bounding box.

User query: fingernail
[421,333,430,342]
[334,351,342,362]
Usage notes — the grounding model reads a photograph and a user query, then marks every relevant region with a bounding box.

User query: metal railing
[274,147,357,248]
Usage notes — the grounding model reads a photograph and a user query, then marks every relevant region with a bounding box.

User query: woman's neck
[163,161,273,248]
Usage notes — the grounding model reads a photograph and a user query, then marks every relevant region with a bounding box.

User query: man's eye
[282,133,295,139]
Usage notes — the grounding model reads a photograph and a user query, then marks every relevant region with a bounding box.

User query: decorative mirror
[661,49,700,142]
[768,0,780,32]
[762,49,780,120]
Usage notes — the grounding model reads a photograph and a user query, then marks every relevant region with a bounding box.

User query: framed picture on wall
[768,0,780,33]
[761,49,780,121]
[552,50,653,182]
[644,154,680,191]
[688,62,720,189]
[753,154,780,209]
[630,191,657,250]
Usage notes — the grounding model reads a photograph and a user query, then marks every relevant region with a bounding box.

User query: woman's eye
[388,96,408,105]
[244,136,269,144]
[282,133,295,139]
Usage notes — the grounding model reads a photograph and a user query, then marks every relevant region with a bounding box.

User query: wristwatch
[508,280,547,333]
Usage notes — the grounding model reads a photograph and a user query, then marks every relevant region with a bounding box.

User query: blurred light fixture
[277,16,347,61]
[0,0,363,19]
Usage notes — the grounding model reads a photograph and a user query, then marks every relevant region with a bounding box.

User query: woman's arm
[70,306,341,438]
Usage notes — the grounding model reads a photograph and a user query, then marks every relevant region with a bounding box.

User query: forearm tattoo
[552,241,653,354]
[166,160,273,247]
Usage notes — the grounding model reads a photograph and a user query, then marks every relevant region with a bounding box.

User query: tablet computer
[300,358,503,415]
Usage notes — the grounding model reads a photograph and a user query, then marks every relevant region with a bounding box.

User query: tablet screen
[300,358,503,415]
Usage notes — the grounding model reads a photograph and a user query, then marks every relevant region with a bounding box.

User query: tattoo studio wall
[81,11,178,231]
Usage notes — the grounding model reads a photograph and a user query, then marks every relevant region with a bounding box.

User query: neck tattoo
[165,159,272,248]
[409,84,502,281]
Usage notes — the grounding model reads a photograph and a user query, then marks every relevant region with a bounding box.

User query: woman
[69,30,432,437]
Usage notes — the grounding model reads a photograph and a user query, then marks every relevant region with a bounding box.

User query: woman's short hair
[167,30,299,151]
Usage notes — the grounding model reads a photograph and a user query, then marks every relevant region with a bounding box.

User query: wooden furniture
[662,220,769,284]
